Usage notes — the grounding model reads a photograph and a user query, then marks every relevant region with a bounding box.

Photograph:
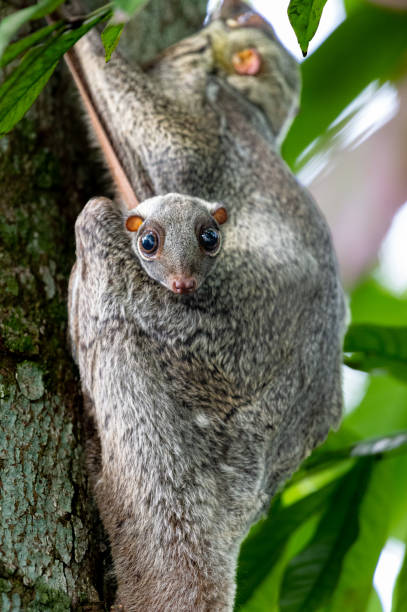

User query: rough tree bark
[0,0,207,608]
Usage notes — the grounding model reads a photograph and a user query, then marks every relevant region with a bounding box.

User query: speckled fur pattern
[68,7,345,611]
[125,194,227,292]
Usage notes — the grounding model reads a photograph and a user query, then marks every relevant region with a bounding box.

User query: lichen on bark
[0,91,107,607]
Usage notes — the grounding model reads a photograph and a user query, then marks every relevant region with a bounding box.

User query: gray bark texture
[0,0,207,608]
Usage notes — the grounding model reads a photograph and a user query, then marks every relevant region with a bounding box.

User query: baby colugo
[125,193,228,294]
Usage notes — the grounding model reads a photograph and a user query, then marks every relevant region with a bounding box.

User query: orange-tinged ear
[232,48,262,76]
[212,206,228,225]
[126,215,143,232]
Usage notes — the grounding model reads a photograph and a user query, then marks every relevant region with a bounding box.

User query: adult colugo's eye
[140,230,159,255]
[199,228,220,253]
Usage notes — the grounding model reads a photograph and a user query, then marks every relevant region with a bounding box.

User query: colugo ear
[212,205,228,225]
[126,215,144,232]
[232,48,262,76]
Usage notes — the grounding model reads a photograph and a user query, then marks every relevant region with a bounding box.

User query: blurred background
[230,1,407,611]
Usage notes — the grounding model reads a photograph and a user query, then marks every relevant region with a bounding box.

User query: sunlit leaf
[328,454,407,612]
[343,0,361,15]
[345,376,407,440]
[351,278,407,327]
[0,13,109,135]
[287,0,328,57]
[290,431,407,487]
[278,459,374,611]
[238,432,407,611]
[0,56,58,133]
[367,591,385,612]
[101,22,124,62]
[235,481,339,609]
[0,22,62,68]
[392,536,407,612]
[241,515,321,612]
[0,0,65,60]
[344,324,407,381]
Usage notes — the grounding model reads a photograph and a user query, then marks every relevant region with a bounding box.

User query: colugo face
[125,193,228,294]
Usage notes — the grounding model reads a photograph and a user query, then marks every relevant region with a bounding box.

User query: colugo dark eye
[199,228,220,253]
[140,230,159,255]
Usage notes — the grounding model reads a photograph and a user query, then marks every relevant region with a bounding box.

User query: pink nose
[171,277,197,294]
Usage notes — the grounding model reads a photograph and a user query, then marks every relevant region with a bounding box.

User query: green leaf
[278,459,374,611]
[392,536,407,612]
[344,324,407,381]
[287,0,328,57]
[0,56,58,132]
[351,278,407,327]
[328,454,407,612]
[235,481,339,609]
[112,0,148,19]
[291,431,407,486]
[101,22,124,62]
[366,590,385,612]
[0,13,109,135]
[0,22,62,68]
[0,0,65,60]
[343,0,361,15]
[238,433,407,611]
[241,514,321,612]
[343,376,407,444]
[282,3,407,170]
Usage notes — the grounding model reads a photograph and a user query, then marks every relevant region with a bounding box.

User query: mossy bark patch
[0,577,72,611]
[15,361,44,400]
[0,59,106,607]
[0,378,101,605]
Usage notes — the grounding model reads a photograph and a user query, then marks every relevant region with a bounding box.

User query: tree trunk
[0,0,207,608]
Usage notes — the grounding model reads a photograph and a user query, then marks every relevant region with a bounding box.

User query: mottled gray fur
[125,194,226,292]
[68,4,345,610]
